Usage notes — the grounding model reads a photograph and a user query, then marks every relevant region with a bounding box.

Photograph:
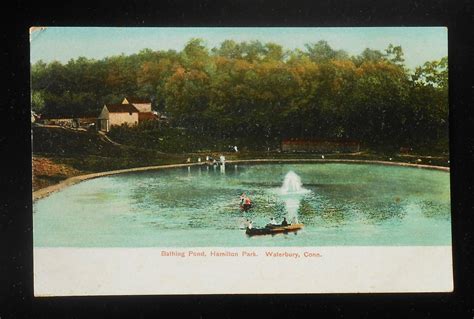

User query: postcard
[30,27,451,296]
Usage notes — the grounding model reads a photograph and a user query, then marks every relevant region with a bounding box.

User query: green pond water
[33,163,451,247]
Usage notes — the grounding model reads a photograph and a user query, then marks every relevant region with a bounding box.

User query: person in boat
[247,220,253,230]
[266,217,278,228]
[239,193,246,205]
[281,217,288,226]
[242,196,252,211]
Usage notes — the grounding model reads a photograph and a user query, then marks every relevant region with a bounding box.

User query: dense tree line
[31,39,448,150]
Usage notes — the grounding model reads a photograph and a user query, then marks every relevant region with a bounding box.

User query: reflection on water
[34,163,451,247]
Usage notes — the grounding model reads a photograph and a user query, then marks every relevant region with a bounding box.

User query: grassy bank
[32,126,189,190]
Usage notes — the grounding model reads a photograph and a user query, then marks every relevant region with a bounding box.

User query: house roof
[124,97,151,104]
[106,104,139,113]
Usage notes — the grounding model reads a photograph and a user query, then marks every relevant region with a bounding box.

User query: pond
[33,163,451,247]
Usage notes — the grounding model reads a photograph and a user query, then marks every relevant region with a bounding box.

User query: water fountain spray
[279,171,310,223]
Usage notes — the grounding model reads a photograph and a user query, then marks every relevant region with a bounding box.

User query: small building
[122,97,152,113]
[98,103,139,132]
[281,138,360,153]
[138,111,159,122]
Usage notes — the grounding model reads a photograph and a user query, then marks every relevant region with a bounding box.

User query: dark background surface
[2,0,473,317]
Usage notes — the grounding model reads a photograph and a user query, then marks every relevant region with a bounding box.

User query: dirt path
[32,157,85,191]
[97,131,123,146]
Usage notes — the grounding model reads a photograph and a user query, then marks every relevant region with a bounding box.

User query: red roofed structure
[281,138,360,153]
[138,112,159,121]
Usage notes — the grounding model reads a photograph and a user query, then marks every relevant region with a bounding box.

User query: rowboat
[245,223,304,236]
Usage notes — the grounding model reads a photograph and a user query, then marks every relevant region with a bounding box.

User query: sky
[30,27,447,69]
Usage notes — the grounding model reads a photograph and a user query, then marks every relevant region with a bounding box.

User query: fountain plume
[278,171,310,223]
[280,171,307,194]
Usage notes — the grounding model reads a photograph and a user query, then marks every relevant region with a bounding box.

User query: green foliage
[412,57,448,89]
[305,40,348,63]
[108,123,218,153]
[31,40,449,151]
[31,90,45,112]
[385,44,405,66]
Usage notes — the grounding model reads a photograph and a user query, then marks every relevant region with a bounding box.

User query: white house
[98,103,139,132]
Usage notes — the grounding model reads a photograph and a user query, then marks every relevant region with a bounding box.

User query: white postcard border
[34,246,453,296]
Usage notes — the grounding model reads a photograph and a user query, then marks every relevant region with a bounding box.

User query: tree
[31,91,45,113]
[212,40,242,59]
[408,57,448,145]
[305,40,348,63]
[349,60,410,144]
[239,41,267,62]
[352,48,385,66]
[385,44,405,66]
[263,42,285,62]
[182,38,210,69]
[412,57,448,89]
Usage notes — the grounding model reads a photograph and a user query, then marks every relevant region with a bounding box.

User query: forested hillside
[31,39,448,150]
